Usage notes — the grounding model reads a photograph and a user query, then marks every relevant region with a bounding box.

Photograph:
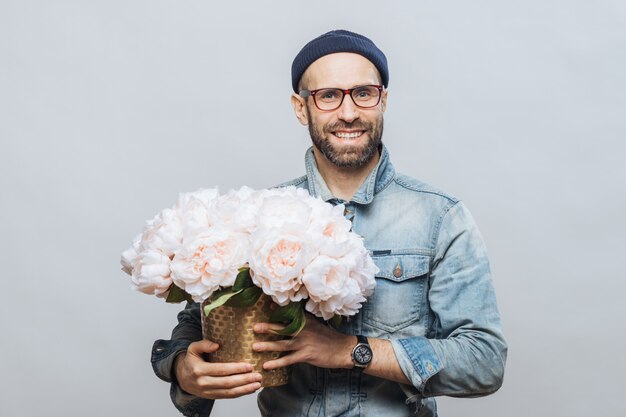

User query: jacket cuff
[170,384,215,417]
[151,339,192,383]
[391,336,443,392]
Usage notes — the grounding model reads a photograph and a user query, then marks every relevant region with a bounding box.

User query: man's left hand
[252,315,355,370]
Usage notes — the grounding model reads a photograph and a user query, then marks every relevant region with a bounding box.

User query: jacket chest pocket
[362,253,431,333]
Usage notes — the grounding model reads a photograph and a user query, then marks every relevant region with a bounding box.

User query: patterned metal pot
[201,293,289,387]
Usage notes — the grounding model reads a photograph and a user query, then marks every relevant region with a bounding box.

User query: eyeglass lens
[314,86,381,110]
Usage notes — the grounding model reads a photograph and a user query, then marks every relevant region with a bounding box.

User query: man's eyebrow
[312,82,379,90]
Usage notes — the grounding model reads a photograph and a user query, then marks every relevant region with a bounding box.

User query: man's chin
[320,146,377,168]
[310,127,382,168]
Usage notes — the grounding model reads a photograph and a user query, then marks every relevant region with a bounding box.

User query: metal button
[393,265,402,278]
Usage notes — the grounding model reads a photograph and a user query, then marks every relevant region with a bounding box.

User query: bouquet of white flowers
[122,186,377,327]
[121,186,378,385]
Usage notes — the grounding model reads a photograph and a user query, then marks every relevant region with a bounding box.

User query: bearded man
[151,30,507,417]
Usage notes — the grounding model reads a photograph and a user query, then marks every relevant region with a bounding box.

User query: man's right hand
[174,339,263,399]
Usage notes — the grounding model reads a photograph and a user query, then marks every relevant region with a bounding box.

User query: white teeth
[335,131,362,138]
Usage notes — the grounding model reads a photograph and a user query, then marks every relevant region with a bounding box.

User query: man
[151,30,507,416]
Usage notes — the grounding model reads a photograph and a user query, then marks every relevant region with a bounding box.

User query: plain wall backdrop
[1,1,625,416]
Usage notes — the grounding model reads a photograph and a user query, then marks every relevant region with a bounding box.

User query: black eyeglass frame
[298,85,384,111]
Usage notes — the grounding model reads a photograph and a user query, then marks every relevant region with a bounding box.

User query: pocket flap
[371,253,431,282]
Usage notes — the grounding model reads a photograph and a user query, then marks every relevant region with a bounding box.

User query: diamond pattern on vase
[201,293,289,387]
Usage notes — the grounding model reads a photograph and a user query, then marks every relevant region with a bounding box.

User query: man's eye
[319,90,341,100]
[354,88,373,98]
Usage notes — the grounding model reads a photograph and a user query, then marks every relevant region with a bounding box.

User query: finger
[200,372,263,390]
[204,381,262,399]
[188,339,220,355]
[201,361,255,376]
[262,355,295,370]
[252,339,296,352]
[253,322,287,334]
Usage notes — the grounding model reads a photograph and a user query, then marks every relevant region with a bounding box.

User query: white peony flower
[347,247,378,298]
[310,206,355,258]
[121,233,142,275]
[302,255,349,302]
[305,277,366,320]
[255,190,313,230]
[140,208,183,257]
[170,228,249,302]
[260,185,311,200]
[175,188,220,240]
[249,225,314,306]
[175,188,220,210]
[302,254,375,320]
[130,249,172,296]
[217,186,263,234]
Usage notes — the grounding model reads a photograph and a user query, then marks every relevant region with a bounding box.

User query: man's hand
[252,315,355,370]
[252,315,411,385]
[174,339,263,399]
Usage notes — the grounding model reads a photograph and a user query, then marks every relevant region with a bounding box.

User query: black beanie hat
[291,30,389,93]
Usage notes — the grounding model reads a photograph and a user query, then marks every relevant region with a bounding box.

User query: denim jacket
[151,145,507,417]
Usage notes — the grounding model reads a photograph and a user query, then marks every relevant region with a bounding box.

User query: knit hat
[291,30,389,93]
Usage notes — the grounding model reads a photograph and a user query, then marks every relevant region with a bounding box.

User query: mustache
[324,121,372,132]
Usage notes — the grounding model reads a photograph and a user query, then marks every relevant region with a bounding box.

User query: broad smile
[331,130,366,141]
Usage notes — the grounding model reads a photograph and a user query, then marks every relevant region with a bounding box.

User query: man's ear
[291,93,309,126]
[380,88,388,113]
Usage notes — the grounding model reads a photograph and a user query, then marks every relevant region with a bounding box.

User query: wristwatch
[351,335,373,370]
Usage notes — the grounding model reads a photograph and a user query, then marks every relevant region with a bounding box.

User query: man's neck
[312,148,381,202]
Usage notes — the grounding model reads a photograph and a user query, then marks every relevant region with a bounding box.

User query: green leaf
[329,315,342,328]
[232,267,253,292]
[267,301,306,336]
[269,301,303,323]
[225,286,262,308]
[203,288,244,316]
[274,306,306,336]
[165,284,193,304]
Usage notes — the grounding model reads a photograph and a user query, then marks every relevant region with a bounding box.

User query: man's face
[298,53,387,168]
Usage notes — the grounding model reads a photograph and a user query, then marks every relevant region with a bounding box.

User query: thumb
[188,339,220,355]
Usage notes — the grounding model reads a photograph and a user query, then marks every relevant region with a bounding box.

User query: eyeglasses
[299,85,383,111]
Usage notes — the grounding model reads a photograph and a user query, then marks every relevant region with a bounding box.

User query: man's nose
[337,94,360,123]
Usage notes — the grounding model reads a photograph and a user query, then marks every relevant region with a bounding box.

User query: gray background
[1,1,625,416]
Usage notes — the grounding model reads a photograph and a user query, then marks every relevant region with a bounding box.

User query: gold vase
[201,293,289,387]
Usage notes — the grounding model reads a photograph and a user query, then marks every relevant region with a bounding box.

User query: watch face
[354,344,372,365]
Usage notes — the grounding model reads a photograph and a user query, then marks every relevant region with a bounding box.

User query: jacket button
[393,265,402,278]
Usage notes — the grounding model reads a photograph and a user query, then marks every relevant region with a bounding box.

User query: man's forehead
[302,52,382,89]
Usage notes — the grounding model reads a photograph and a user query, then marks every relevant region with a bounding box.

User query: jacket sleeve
[151,301,215,416]
[390,201,508,398]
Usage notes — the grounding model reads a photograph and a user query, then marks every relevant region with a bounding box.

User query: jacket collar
[304,144,396,205]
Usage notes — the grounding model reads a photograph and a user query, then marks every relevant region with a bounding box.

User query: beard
[307,110,384,168]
